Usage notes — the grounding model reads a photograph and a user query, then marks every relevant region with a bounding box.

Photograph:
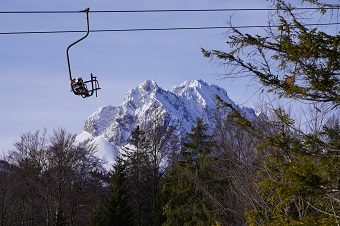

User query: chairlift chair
[66,8,101,98]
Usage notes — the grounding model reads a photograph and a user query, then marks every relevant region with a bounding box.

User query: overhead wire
[1,7,339,35]
[1,22,339,35]
[0,7,333,14]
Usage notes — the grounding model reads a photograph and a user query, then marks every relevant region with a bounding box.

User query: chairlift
[66,8,101,98]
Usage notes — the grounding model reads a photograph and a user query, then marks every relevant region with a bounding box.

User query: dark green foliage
[121,120,179,226]
[181,117,215,173]
[106,157,134,226]
[245,109,340,225]
[163,117,220,226]
[216,95,252,127]
[121,126,152,226]
[202,1,340,105]
[201,0,340,225]
[90,204,107,226]
[91,156,134,226]
[142,118,179,226]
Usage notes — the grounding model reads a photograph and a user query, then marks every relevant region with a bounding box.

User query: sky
[0,0,326,152]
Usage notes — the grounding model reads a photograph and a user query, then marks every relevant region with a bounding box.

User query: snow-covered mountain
[77,79,257,165]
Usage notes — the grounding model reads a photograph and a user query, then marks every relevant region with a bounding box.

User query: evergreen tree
[245,109,339,225]
[90,204,107,226]
[202,0,340,224]
[106,156,134,226]
[202,0,340,106]
[121,125,153,226]
[143,116,179,226]
[163,117,219,226]
[91,156,134,226]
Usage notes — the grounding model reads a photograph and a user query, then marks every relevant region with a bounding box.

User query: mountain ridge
[77,79,257,165]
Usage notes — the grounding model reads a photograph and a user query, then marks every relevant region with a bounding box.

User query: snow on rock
[76,79,258,165]
[76,131,117,169]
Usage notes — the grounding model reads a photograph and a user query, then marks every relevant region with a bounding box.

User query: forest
[0,0,339,225]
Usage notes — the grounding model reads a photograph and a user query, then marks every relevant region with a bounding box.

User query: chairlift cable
[1,22,339,35]
[0,7,337,14]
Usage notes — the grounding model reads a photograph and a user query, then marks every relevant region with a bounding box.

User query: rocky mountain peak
[77,79,257,164]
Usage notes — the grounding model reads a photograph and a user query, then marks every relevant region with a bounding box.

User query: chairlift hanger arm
[66,8,90,81]
[65,8,101,98]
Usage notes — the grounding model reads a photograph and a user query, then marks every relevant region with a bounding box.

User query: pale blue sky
[0,0,319,152]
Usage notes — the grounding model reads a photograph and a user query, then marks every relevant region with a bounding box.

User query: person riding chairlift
[71,77,89,96]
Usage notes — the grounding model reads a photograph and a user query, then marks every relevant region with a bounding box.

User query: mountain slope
[77,79,257,164]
